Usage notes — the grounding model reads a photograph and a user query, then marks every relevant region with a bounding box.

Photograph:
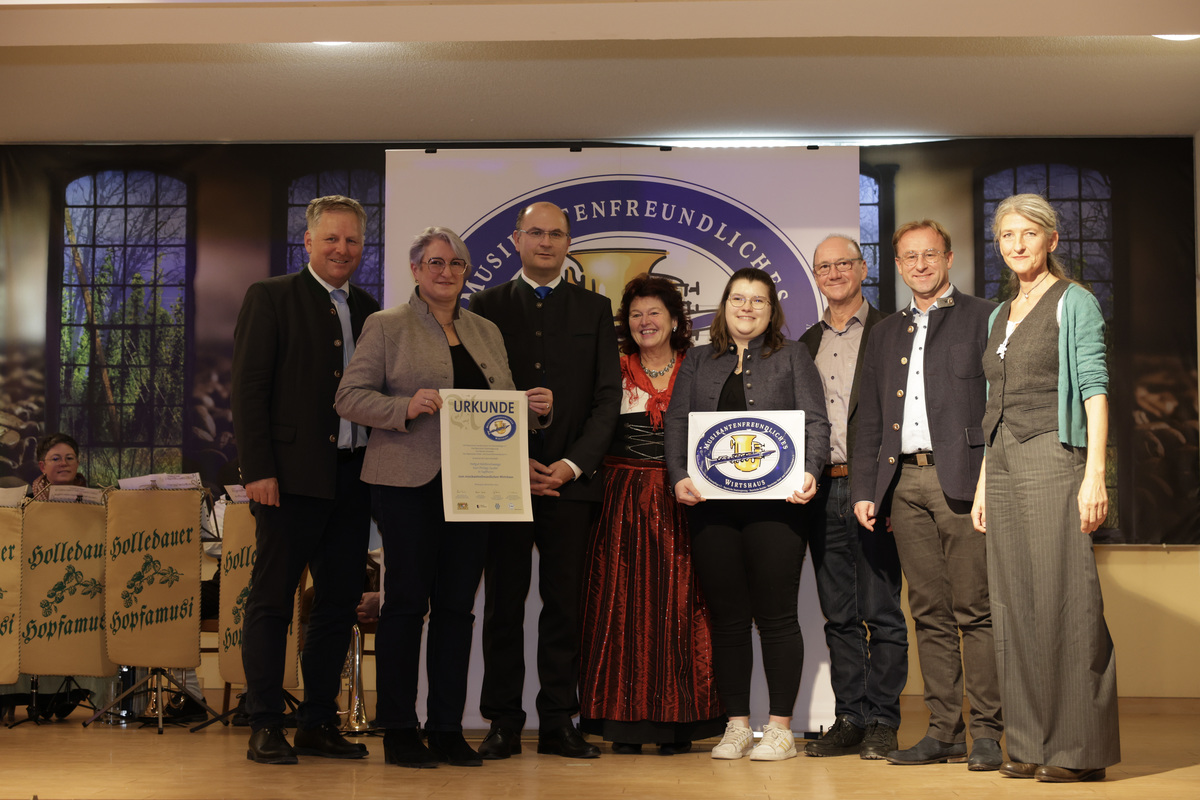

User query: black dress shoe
[293,721,368,759]
[886,735,967,765]
[658,741,692,756]
[967,738,1002,771]
[247,727,298,765]
[537,725,600,758]
[383,728,438,769]
[477,726,522,760]
[611,742,642,755]
[860,721,899,760]
[804,716,865,757]
[999,759,1040,778]
[427,730,483,767]
[1035,765,1106,782]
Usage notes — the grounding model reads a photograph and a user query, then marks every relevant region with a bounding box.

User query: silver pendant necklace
[642,354,676,378]
[1021,271,1050,300]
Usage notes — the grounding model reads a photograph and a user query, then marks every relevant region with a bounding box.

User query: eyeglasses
[728,294,769,310]
[899,249,946,266]
[813,258,862,277]
[421,257,469,275]
[517,228,569,242]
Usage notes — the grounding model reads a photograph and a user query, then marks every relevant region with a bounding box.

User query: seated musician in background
[30,432,87,499]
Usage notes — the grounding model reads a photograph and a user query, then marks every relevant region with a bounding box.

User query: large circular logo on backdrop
[459,175,820,342]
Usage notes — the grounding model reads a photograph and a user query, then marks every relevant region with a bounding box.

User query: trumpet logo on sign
[696,416,796,494]
[726,434,770,472]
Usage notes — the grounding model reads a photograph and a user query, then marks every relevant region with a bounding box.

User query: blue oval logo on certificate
[694,416,797,494]
[483,415,517,442]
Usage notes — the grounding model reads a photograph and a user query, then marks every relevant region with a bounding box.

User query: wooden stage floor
[3,701,1198,799]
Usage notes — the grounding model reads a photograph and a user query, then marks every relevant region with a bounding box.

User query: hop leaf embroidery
[42,566,105,615]
[122,553,185,606]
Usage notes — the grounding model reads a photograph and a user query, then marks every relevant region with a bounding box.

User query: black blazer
[851,288,996,512]
[232,268,379,500]
[799,301,888,472]
[468,278,621,503]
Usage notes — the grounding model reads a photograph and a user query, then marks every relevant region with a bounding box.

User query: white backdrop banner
[385,146,860,731]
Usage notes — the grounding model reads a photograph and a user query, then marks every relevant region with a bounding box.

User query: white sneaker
[710,721,754,760]
[750,722,797,761]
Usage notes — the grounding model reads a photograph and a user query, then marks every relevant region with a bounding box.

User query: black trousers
[480,496,596,731]
[241,453,371,730]
[372,477,488,732]
[687,500,807,718]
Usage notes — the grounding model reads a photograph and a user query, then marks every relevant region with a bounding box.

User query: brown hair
[708,268,786,358]
[615,274,693,356]
[891,219,952,254]
[306,195,367,237]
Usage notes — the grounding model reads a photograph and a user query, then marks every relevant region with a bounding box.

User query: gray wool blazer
[334,288,542,488]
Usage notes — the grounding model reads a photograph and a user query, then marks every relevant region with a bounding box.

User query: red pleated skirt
[579,456,725,742]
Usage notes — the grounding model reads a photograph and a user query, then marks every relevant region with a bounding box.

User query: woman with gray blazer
[335,227,551,770]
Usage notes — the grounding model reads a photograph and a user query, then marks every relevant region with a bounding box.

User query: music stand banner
[0,506,21,683]
[218,503,300,688]
[19,500,116,677]
[105,489,203,668]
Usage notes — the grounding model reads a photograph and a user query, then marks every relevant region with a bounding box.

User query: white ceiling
[2,1,1200,144]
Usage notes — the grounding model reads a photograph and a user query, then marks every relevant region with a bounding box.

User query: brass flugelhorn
[339,623,371,732]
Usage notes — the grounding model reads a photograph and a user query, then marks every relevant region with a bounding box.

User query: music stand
[6,675,45,728]
[84,667,223,734]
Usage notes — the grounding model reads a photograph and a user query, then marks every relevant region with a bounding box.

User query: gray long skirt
[985,423,1120,770]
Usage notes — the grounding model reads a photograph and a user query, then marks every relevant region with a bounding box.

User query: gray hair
[813,234,863,262]
[991,193,1069,281]
[409,226,472,270]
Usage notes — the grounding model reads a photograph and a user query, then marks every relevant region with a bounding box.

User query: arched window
[978,164,1113,319]
[284,170,384,305]
[55,170,192,486]
[859,163,898,312]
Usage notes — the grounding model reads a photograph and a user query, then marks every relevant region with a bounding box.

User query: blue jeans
[807,475,907,729]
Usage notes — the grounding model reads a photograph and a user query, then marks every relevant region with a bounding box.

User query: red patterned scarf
[621,350,686,430]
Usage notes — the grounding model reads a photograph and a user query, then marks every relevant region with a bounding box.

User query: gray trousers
[986,425,1120,769]
[890,462,1003,744]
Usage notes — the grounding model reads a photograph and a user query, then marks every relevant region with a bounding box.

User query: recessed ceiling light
[1153,35,1200,41]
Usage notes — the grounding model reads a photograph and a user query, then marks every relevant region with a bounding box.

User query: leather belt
[337,447,366,462]
[901,451,935,466]
[823,463,849,479]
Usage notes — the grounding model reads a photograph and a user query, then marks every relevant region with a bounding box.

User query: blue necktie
[331,289,358,448]
[534,285,552,300]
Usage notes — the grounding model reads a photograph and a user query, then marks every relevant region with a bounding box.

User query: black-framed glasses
[517,228,568,242]
[728,294,769,309]
[813,258,862,277]
[422,257,469,275]
[899,249,946,266]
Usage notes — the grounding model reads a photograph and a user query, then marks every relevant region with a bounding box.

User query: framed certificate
[687,410,807,500]
[440,389,532,522]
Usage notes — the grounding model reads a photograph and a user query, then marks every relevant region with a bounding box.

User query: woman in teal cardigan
[970,194,1119,783]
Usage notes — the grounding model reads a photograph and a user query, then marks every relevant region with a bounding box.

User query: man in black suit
[468,201,621,759]
[851,220,1002,771]
[232,195,379,765]
[799,235,907,761]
